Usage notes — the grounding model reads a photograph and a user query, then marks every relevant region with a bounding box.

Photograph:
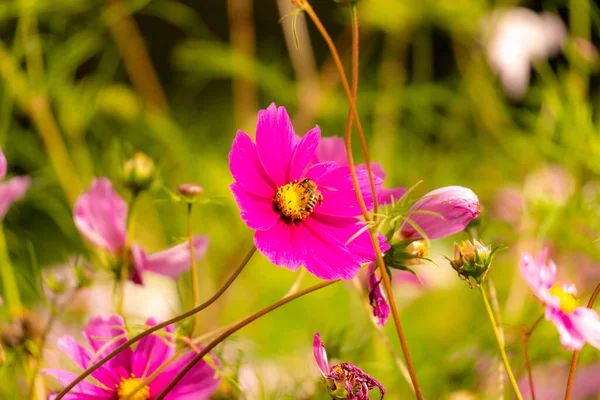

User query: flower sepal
[383,239,429,274]
[450,240,502,287]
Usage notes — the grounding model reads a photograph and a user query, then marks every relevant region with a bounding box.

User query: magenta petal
[0,146,6,179]
[399,186,480,240]
[545,307,586,350]
[297,220,361,280]
[131,318,175,378]
[367,264,390,326]
[316,136,347,166]
[231,183,279,231]
[519,250,558,306]
[129,242,146,285]
[57,336,118,387]
[0,175,30,219]
[73,178,127,253]
[82,315,132,379]
[254,219,303,272]
[143,236,209,278]
[229,131,275,197]
[571,307,600,349]
[288,126,321,180]
[313,332,329,376]
[149,352,220,400]
[41,369,113,399]
[255,104,296,186]
[378,187,407,206]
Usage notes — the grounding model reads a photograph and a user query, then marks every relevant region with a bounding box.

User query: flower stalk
[521,314,544,400]
[0,226,21,315]
[479,284,523,400]
[188,202,201,337]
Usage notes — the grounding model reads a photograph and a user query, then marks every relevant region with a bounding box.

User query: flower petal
[545,307,586,350]
[316,136,347,166]
[131,317,176,378]
[519,250,558,306]
[367,264,390,326]
[378,187,407,206]
[73,178,127,253]
[42,369,113,399]
[82,315,132,379]
[229,131,275,198]
[254,219,303,272]
[57,336,118,387]
[313,332,329,376]
[571,307,600,350]
[255,104,296,187]
[288,126,320,180]
[231,183,279,231]
[0,176,30,219]
[0,147,6,179]
[142,236,209,278]
[129,242,146,285]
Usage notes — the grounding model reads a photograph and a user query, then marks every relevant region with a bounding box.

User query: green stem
[155,280,338,400]
[0,226,21,315]
[479,284,523,400]
[187,202,200,337]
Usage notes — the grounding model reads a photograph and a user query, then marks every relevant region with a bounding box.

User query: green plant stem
[187,202,200,337]
[479,284,523,400]
[54,245,256,400]
[565,281,600,400]
[155,280,338,400]
[0,226,21,316]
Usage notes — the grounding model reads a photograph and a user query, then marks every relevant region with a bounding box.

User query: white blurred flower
[482,8,567,99]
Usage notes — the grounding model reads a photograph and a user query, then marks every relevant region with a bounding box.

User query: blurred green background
[2,0,600,398]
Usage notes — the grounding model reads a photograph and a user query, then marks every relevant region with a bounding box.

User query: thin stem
[155,280,338,400]
[521,315,544,400]
[54,246,256,400]
[117,191,140,315]
[565,281,600,400]
[0,226,21,315]
[300,2,423,396]
[188,203,200,336]
[479,284,523,400]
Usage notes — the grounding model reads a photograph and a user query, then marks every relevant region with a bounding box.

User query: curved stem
[54,246,256,400]
[155,280,338,399]
[187,203,200,337]
[521,315,543,400]
[479,284,523,400]
[565,281,600,400]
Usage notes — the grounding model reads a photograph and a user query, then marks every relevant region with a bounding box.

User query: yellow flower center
[549,284,580,313]
[117,376,150,400]
[273,178,322,221]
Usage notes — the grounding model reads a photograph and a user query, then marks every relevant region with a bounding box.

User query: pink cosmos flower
[398,186,480,240]
[0,146,31,219]
[229,103,389,280]
[74,178,209,285]
[520,249,600,350]
[313,333,385,399]
[313,136,406,205]
[367,264,390,326]
[43,315,220,400]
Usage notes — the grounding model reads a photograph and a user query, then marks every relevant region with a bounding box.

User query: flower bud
[404,240,428,266]
[450,239,496,287]
[367,264,390,326]
[124,152,155,192]
[178,183,204,201]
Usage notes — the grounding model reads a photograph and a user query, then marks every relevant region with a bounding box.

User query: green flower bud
[450,239,499,287]
[124,152,155,192]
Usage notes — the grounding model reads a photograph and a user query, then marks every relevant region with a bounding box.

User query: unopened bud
[178,183,204,200]
[124,152,155,192]
[404,240,427,266]
[450,239,497,287]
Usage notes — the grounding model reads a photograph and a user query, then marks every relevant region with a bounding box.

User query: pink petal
[254,219,303,272]
[399,186,480,240]
[0,146,6,179]
[82,315,132,379]
[288,126,321,180]
[367,264,390,326]
[131,317,176,378]
[142,236,209,278]
[0,175,30,219]
[571,307,600,350]
[129,242,146,285]
[229,131,275,198]
[378,187,407,206]
[519,250,558,306]
[41,369,113,399]
[545,307,586,350]
[313,332,329,376]
[255,104,296,187]
[73,178,127,253]
[149,351,220,400]
[230,183,279,231]
[316,136,347,166]
[57,336,119,387]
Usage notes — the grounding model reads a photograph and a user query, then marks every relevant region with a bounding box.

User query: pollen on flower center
[273,178,322,221]
[549,284,580,313]
[117,375,150,400]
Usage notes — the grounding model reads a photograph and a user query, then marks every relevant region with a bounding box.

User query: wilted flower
[367,264,390,326]
[313,333,385,399]
[520,249,600,350]
[43,315,220,399]
[398,186,480,240]
[229,103,388,280]
[74,178,209,285]
[124,152,156,192]
[482,8,567,99]
[313,136,406,205]
[0,146,30,219]
[450,239,495,287]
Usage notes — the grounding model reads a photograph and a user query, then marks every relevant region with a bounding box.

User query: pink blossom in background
[229,103,389,280]
[74,178,209,285]
[313,136,407,205]
[0,146,30,220]
[367,264,390,326]
[43,315,220,399]
[313,332,385,399]
[398,186,480,240]
[520,249,600,350]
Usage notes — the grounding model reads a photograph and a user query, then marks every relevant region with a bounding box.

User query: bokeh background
[2,0,600,398]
